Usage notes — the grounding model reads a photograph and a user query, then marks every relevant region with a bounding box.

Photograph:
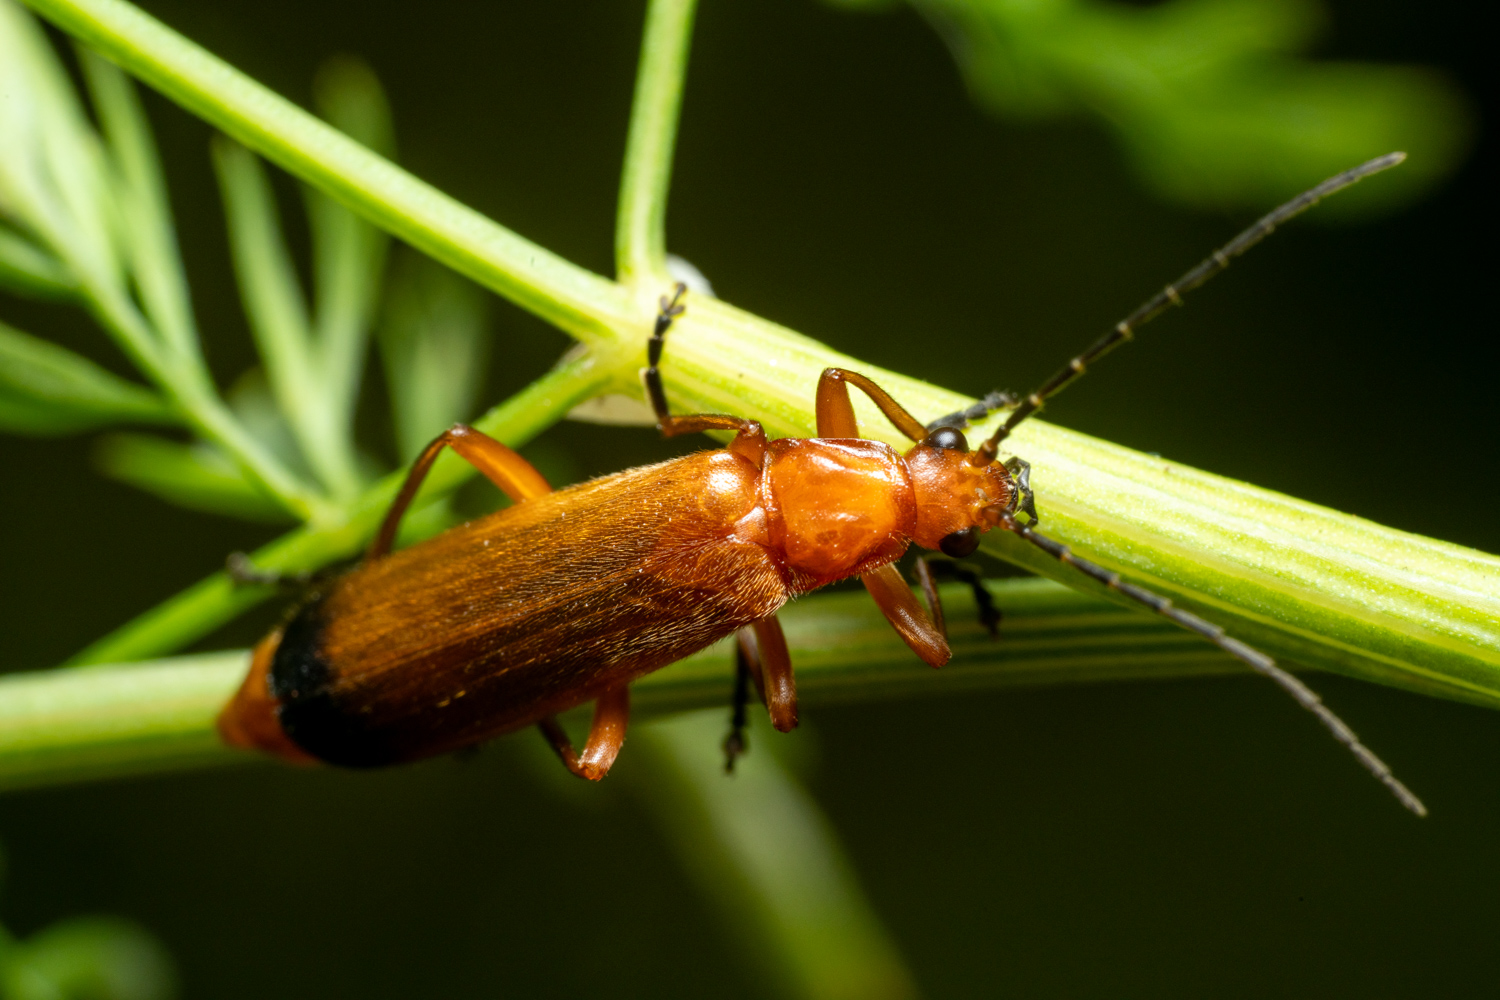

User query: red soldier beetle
[218,154,1425,815]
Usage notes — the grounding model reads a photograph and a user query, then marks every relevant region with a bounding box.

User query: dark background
[1,0,1495,996]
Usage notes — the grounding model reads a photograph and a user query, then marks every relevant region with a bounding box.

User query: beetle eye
[939,526,981,557]
[924,426,968,452]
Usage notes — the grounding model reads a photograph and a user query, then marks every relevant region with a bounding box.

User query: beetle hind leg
[722,616,798,771]
[539,684,630,781]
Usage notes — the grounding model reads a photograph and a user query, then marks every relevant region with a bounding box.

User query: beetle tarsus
[916,557,1001,638]
[537,685,631,781]
[723,632,755,773]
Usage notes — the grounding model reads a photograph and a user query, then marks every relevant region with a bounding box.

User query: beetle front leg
[538,684,630,781]
[862,563,951,667]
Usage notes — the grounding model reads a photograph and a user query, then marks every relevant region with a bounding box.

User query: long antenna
[1005,517,1427,816]
[966,152,1406,465]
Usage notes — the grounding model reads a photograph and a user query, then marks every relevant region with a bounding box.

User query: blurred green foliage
[0,846,175,1000]
[832,0,1472,211]
[0,322,172,435]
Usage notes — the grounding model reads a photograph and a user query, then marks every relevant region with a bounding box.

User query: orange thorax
[760,438,914,588]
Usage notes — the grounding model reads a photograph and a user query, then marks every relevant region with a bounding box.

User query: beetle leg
[815,368,929,442]
[641,282,768,467]
[370,424,553,559]
[915,557,1001,638]
[538,684,631,781]
[743,615,797,733]
[862,563,951,667]
[722,631,756,772]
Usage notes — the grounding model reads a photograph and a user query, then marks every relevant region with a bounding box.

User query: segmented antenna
[963,152,1407,464]
[1004,518,1427,816]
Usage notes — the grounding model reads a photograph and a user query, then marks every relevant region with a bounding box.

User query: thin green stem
[18,0,633,346]
[616,0,699,285]
[66,351,613,665]
[5,580,1242,793]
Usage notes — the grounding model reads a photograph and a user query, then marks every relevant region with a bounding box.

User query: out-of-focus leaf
[77,48,200,357]
[3,916,176,1000]
[0,320,173,434]
[301,56,393,492]
[312,55,395,158]
[634,711,919,1000]
[95,432,293,523]
[892,0,1474,212]
[0,1,121,293]
[378,254,490,461]
[0,224,75,299]
[211,137,316,439]
[307,58,390,409]
[222,368,314,485]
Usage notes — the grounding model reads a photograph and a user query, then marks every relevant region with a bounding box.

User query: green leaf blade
[94,432,295,522]
[0,319,174,433]
[0,223,77,299]
[378,256,490,461]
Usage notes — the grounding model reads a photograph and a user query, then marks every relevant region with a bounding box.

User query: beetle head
[904,427,1036,555]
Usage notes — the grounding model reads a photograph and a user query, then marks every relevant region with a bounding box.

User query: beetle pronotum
[218,153,1424,816]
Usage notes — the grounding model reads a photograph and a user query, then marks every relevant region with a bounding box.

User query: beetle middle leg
[815,367,930,442]
[538,684,631,781]
[914,557,1002,639]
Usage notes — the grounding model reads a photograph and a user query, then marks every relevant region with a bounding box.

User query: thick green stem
[4,580,1242,793]
[652,296,1500,707]
[616,0,698,285]
[15,0,1500,710]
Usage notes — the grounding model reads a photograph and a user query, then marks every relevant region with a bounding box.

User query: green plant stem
[18,0,633,348]
[0,651,244,791]
[17,0,1500,707]
[4,580,1243,793]
[66,350,613,665]
[616,0,698,285]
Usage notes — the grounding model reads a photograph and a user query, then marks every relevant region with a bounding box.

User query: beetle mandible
[218,154,1425,815]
